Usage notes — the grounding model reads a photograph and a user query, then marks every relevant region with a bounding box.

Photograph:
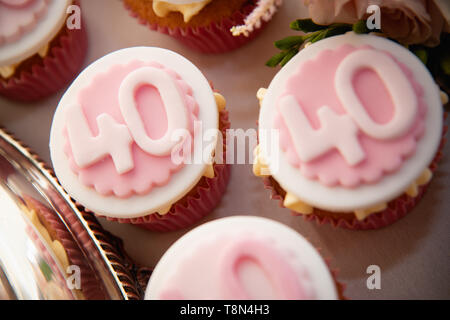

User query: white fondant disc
[0,0,72,66]
[50,47,218,218]
[145,216,338,300]
[259,33,443,212]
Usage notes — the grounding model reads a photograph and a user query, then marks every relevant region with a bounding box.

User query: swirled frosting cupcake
[123,0,282,54]
[50,47,231,232]
[145,216,343,300]
[254,33,445,230]
[0,0,87,102]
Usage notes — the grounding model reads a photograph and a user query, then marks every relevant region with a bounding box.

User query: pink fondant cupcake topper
[63,60,198,198]
[50,47,219,219]
[258,33,443,213]
[0,0,50,46]
[146,217,339,300]
[275,44,426,188]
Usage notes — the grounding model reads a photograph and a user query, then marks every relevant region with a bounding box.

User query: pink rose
[303,0,450,46]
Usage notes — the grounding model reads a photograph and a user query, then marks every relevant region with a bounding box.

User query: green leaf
[280,48,299,67]
[309,30,331,43]
[290,19,327,32]
[413,49,428,65]
[274,36,304,50]
[39,260,53,282]
[266,51,287,67]
[326,24,353,37]
[353,20,369,34]
[441,53,450,75]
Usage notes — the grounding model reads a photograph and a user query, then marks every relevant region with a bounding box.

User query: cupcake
[123,0,282,54]
[22,196,108,299]
[0,0,87,102]
[254,33,446,230]
[49,47,231,232]
[145,216,344,300]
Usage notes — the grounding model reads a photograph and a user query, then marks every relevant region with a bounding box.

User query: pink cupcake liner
[124,1,273,54]
[103,109,232,232]
[0,3,87,102]
[24,196,108,299]
[263,121,447,231]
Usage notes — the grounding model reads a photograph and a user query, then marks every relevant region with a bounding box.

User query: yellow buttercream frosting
[156,205,172,215]
[353,169,431,220]
[440,90,448,105]
[214,92,226,112]
[405,168,432,198]
[23,204,70,271]
[253,145,270,177]
[38,43,50,58]
[153,0,212,23]
[204,163,215,178]
[256,88,267,106]
[0,43,49,79]
[252,141,434,220]
[354,203,388,221]
[283,192,313,215]
[280,168,434,220]
[0,65,16,78]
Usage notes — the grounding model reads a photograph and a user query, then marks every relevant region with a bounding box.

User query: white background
[0,0,449,299]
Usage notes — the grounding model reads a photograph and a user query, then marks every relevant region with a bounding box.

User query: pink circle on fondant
[0,0,33,7]
[158,237,312,300]
[63,60,198,198]
[0,0,49,46]
[275,44,427,188]
[219,239,308,300]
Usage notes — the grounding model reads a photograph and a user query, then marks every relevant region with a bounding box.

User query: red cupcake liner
[104,110,232,232]
[0,3,87,102]
[24,196,107,299]
[331,268,347,300]
[321,253,347,300]
[263,120,447,231]
[124,1,274,54]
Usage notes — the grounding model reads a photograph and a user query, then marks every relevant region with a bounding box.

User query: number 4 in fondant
[279,96,365,166]
[66,104,134,174]
[64,66,189,175]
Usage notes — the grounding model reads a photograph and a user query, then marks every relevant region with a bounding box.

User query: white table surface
[1,0,449,300]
